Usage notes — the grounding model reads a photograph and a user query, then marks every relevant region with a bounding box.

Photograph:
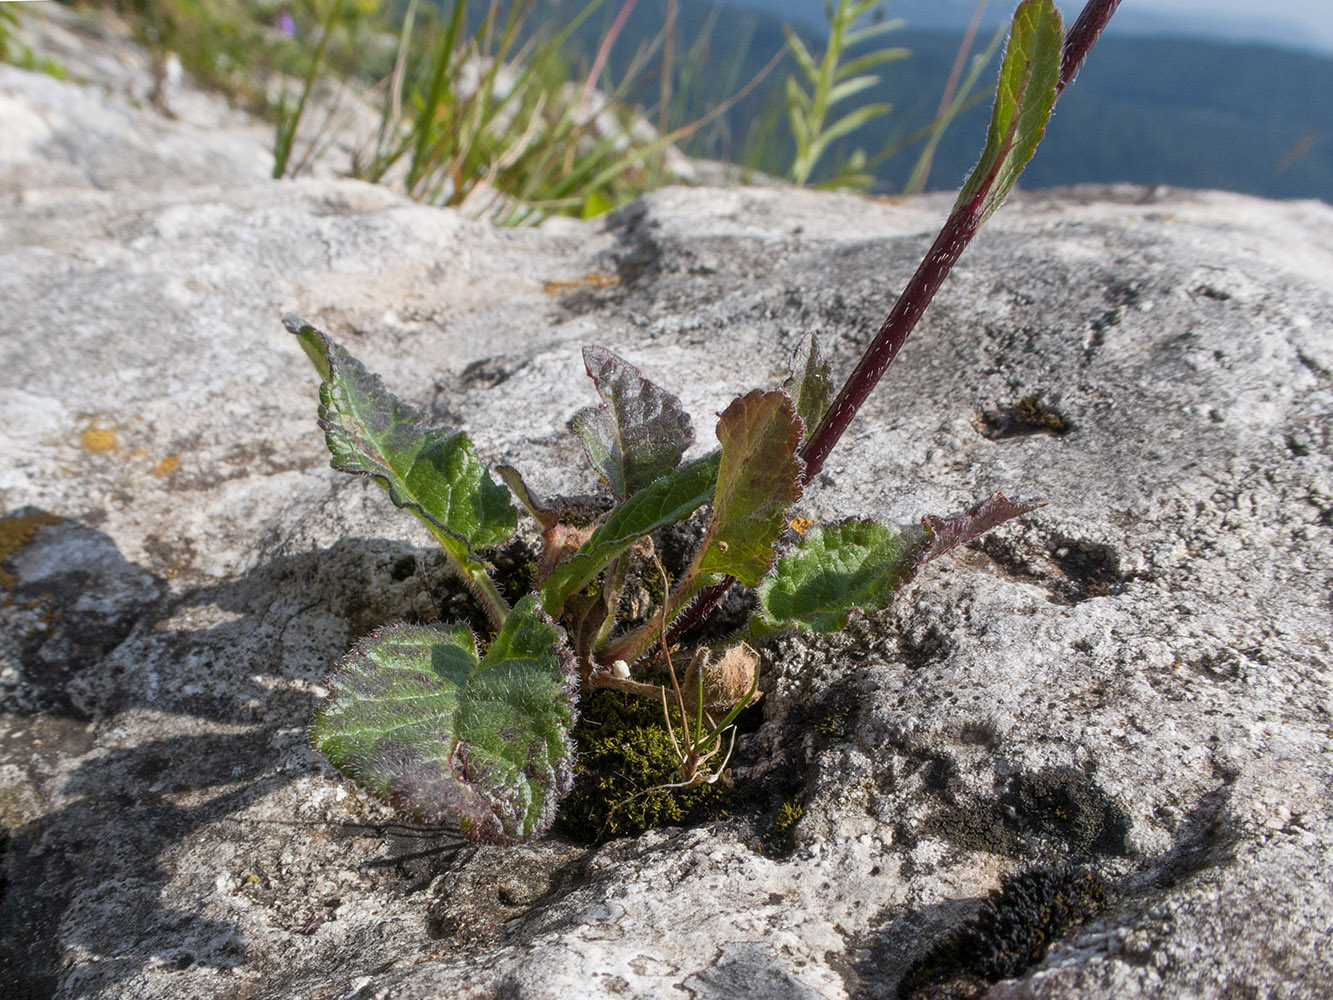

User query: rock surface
[3,15,1333,1000]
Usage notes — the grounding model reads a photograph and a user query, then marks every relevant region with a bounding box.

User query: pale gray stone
[1,20,1331,1000]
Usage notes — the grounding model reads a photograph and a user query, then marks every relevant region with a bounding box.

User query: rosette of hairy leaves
[540,452,722,616]
[759,493,1040,632]
[311,594,578,844]
[572,346,694,500]
[954,0,1063,224]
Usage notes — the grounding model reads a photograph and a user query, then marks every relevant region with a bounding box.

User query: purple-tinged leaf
[918,491,1044,564]
[695,390,804,586]
[311,594,577,844]
[287,316,517,550]
[571,346,694,499]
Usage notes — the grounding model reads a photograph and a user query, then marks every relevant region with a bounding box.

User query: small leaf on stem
[572,346,694,499]
[783,334,834,440]
[311,594,578,844]
[495,464,559,532]
[954,0,1063,225]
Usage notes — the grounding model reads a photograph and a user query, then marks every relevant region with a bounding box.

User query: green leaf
[839,47,911,80]
[540,452,722,616]
[954,0,1062,224]
[815,102,894,148]
[571,346,694,500]
[826,74,882,108]
[759,493,1041,633]
[695,391,804,586]
[286,316,517,550]
[759,518,928,633]
[783,334,833,438]
[311,594,578,844]
[782,25,819,84]
[844,21,906,48]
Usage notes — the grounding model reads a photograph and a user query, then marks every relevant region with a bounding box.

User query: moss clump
[763,796,805,852]
[1013,396,1071,435]
[555,688,734,842]
[900,866,1110,999]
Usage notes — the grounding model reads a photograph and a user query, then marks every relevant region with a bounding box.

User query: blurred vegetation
[50,0,996,221]
[1,3,70,78]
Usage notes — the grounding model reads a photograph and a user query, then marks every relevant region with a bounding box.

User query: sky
[751,1,1333,56]
[1077,0,1333,54]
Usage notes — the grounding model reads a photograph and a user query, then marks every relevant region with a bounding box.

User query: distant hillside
[529,0,1333,201]
[861,31,1333,201]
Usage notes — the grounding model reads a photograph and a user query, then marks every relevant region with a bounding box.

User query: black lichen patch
[974,396,1072,440]
[753,672,865,858]
[899,866,1110,1000]
[1046,536,1124,603]
[925,767,1131,860]
[554,689,737,843]
[971,532,1134,606]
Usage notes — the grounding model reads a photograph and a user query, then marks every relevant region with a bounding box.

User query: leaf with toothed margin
[759,493,1041,633]
[311,594,578,844]
[571,346,694,500]
[954,0,1062,225]
[695,390,804,586]
[540,452,721,616]
[286,315,517,550]
[783,335,833,440]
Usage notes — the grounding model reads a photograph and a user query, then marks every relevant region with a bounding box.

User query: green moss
[763,796,804,852]
[555,689,734,842]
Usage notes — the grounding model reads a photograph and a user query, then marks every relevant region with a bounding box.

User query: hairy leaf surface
[311,594,577,844]
[759,493,1039,632]
[783,335,833,439]
[758,518,928,633]
[696,391,804,586]
[540,452,721,616]
[954,0,1062,224]
[571,346,694,499]
[287,316,517,549]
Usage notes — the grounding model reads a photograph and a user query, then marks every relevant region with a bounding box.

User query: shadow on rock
[0,513,484,997]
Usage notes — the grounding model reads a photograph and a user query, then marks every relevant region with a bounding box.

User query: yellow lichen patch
[152,456,181,477]
[789,516,816,535]
[80,421,118,454]
[542,272,621,295]
[0,512,62,588]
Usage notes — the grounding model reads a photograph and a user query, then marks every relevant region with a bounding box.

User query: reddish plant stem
[660,0,1122,652]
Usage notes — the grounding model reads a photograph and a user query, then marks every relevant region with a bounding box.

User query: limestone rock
[2,23,1332,1000]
